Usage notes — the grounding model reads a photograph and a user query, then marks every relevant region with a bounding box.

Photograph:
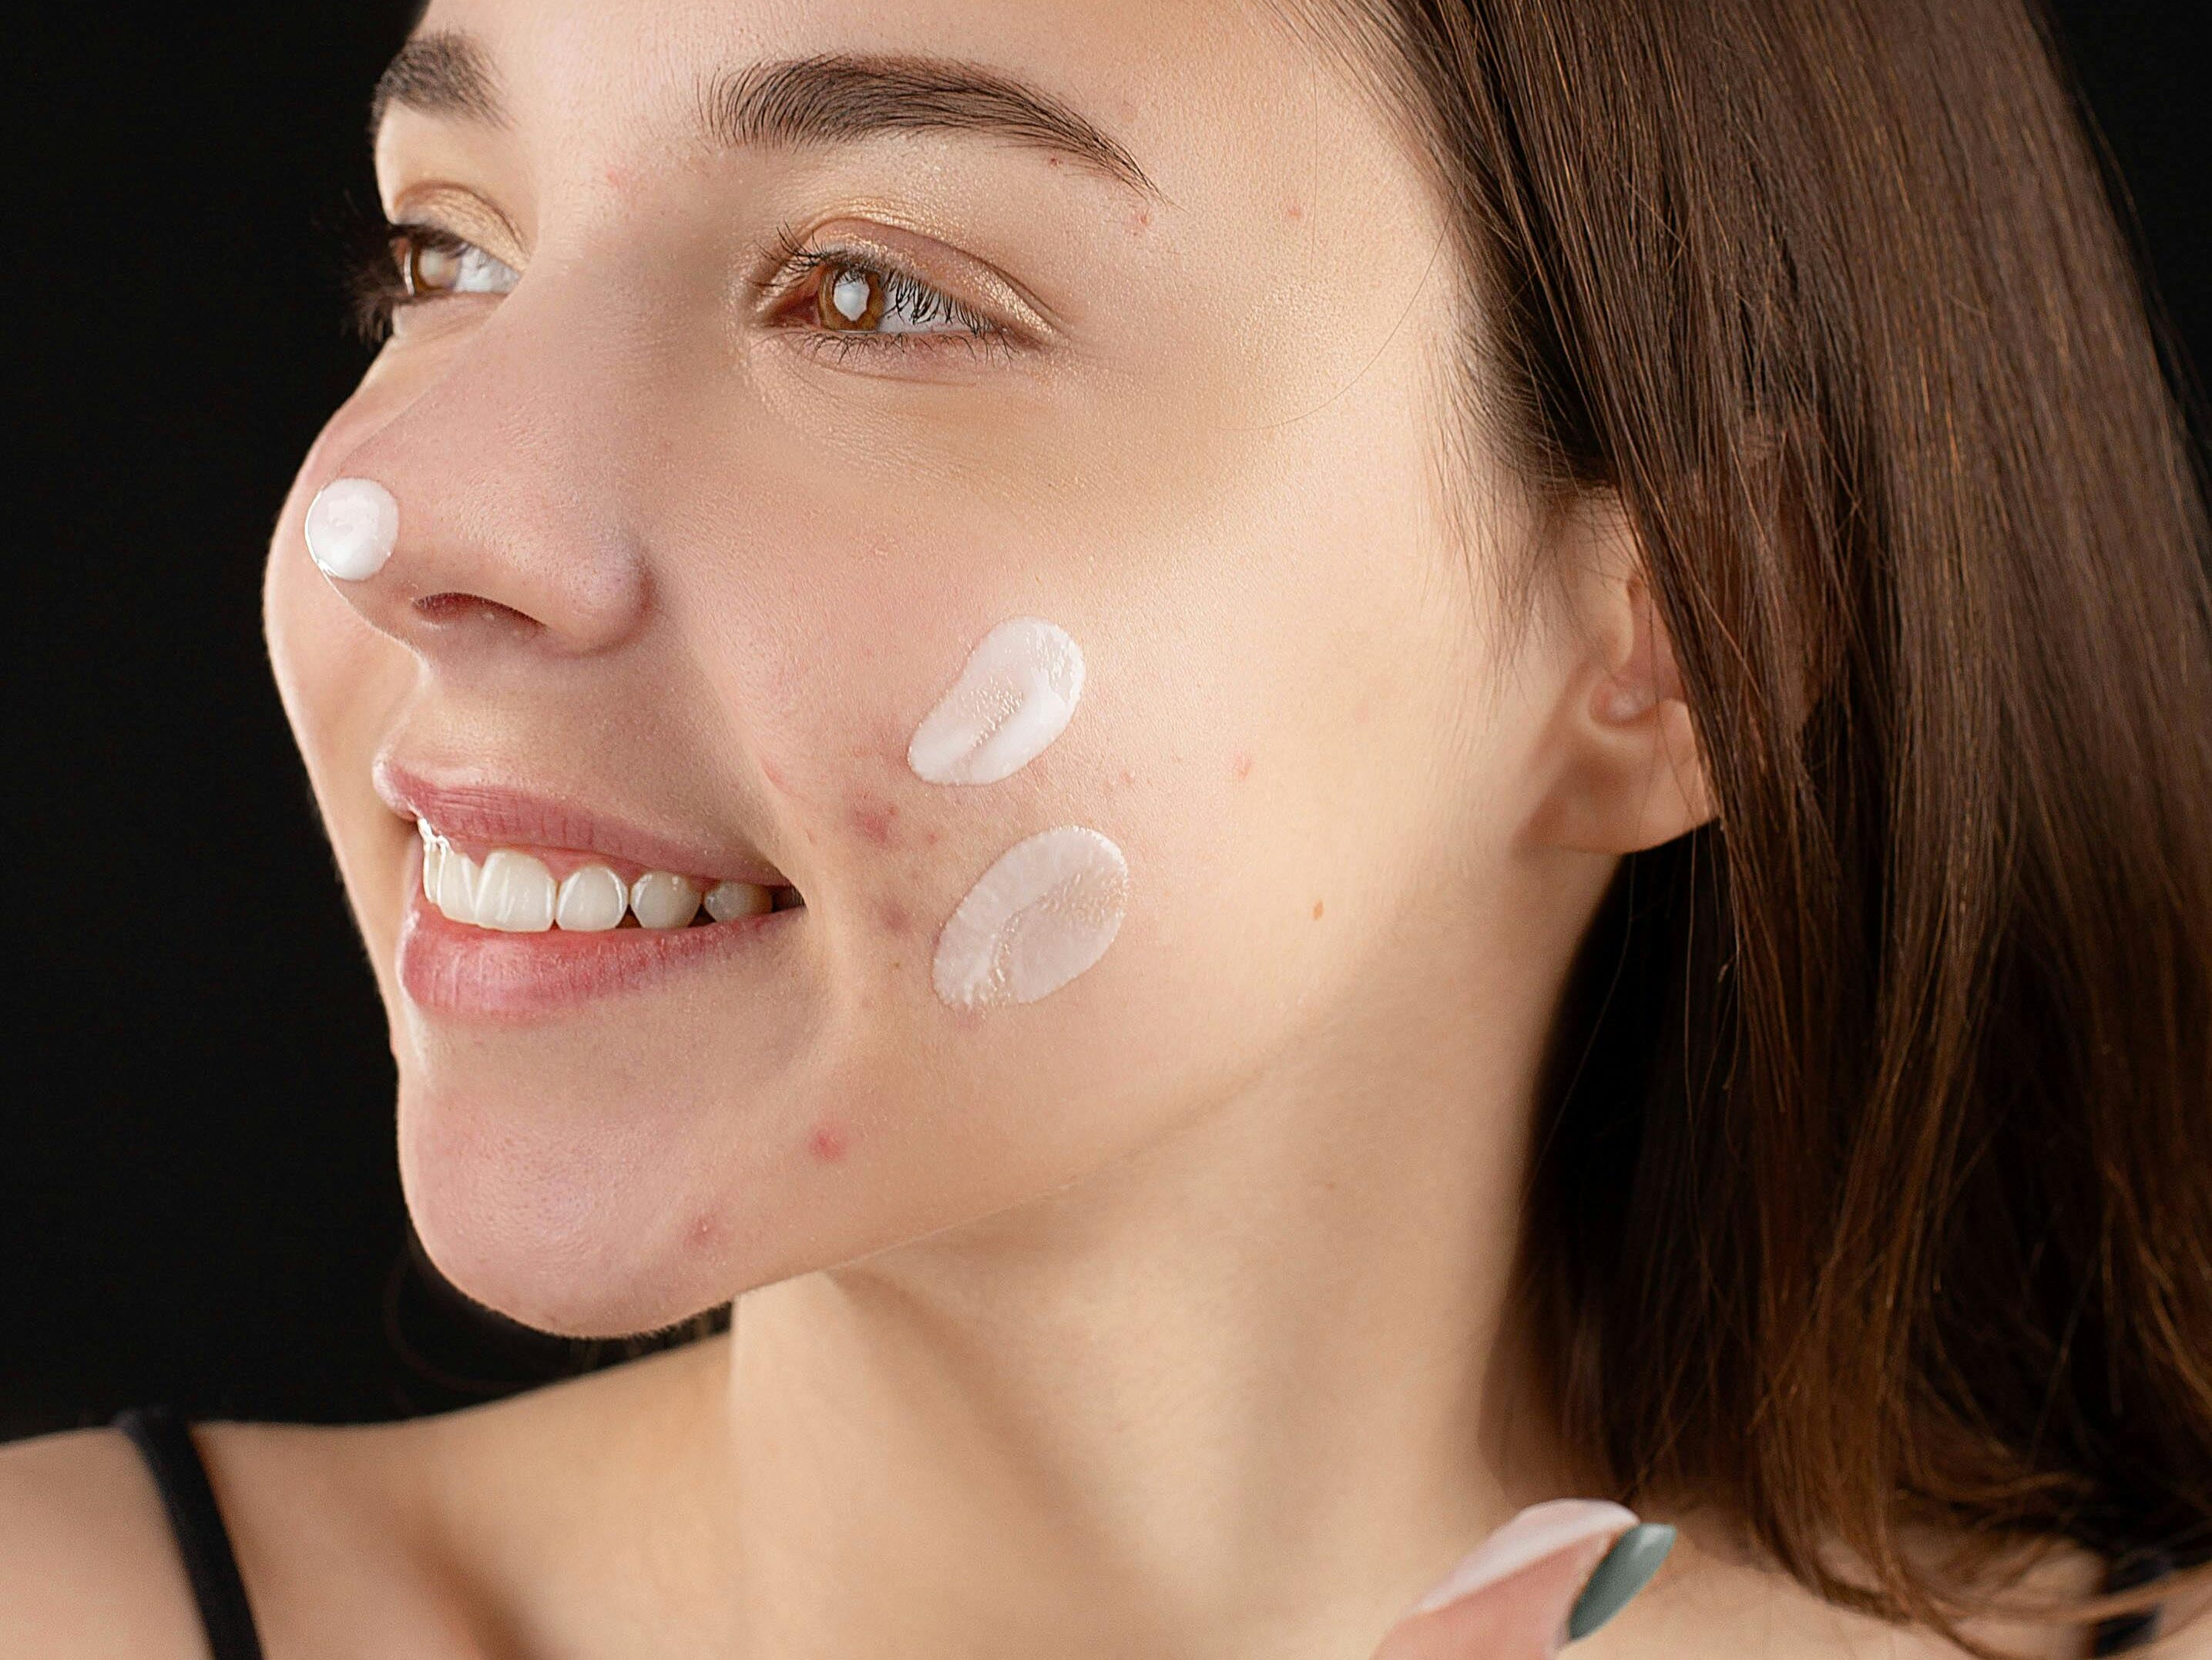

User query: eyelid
[384,183,528,272]
[751,221,1057,341]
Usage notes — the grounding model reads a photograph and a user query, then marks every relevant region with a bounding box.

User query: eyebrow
[371,33,1162,204]
[370,31,503,136]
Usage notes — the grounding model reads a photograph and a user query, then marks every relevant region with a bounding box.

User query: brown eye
[394,230,519,300]
[404,238,462,296]
[816,264,886,331]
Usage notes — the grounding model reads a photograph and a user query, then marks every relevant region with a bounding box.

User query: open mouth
[415,819,805,932]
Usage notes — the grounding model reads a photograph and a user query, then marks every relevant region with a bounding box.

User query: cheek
[263,402,422,964]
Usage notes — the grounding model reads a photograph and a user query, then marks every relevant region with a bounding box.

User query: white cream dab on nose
[908,618,1086,785]
[304,477,399,581]
[933,825,1128,1010]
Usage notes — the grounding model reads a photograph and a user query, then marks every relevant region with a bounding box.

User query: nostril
[412,591,540,630]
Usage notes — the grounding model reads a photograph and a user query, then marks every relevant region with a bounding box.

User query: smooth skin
[4,0,2196,1655]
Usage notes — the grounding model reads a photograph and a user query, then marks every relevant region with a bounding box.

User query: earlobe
[1526,550,1718,856]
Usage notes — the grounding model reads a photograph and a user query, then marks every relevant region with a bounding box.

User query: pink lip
[396,860,800,1020]
[374,758,790,887]
[377,758,802,1020]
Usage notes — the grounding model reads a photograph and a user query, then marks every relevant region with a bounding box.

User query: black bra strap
[112,1406,266,1660]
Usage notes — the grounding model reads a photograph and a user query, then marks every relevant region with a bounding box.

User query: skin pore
[22,0,2162,1655]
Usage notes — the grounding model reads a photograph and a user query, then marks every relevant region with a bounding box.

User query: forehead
[397,0,1422,231]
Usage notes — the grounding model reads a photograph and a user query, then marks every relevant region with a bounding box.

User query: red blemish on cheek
[850,797,899,847]
[686,1212,721,1251]
[807,1122,850,1163]
[876,897,913,938]
[1231,751,1254,781]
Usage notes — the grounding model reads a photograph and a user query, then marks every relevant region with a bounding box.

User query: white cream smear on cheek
[907,617,1085,785]
[932,826,1129,1010]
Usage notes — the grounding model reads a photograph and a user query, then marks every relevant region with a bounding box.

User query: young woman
[6,0,2208,1655]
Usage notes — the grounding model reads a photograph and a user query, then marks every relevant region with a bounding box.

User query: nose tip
[304,476,401,581]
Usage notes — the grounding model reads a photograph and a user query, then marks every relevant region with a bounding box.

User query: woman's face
[267,0,1564,1335]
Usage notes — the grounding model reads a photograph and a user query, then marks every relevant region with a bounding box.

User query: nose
[301,297,652,660]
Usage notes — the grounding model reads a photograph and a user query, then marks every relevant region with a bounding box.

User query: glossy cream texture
[304,476,401,581]
[908,618,1086,785]
[932,826,1129,1010]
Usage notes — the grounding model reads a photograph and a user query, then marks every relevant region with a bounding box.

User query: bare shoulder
[206,1339,725,1658]
[0,1423,210,1658]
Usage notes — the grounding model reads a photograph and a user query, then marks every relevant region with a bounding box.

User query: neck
[701,901,1593,1658]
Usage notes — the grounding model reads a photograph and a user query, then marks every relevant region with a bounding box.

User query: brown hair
[1298,0,2212,1648]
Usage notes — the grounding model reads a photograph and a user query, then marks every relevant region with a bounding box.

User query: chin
[392,1068,817,1338]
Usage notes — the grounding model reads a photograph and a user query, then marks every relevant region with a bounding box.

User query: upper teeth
[418,822,775,932]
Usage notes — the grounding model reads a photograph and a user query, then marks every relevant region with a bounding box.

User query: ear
[1523,502,1717,855]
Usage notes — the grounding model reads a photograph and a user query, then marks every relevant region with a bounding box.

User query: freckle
[1231,751,1254,781]
[1312,899,1325,920]
[877,898,912,937]
[807,1122,850,1163]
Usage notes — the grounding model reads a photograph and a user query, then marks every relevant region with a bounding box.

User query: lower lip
[396,872,801,1021]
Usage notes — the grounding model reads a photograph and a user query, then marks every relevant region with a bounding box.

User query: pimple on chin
[807,1122,850,1163]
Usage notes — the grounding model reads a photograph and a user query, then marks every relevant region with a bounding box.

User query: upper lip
[374,758,791,888]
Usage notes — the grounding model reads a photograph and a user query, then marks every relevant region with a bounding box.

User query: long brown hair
[1301,0,2212,1647]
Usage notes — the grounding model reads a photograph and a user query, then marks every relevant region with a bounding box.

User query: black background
[7,5,2208,1440]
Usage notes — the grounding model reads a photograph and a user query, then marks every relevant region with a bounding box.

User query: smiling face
[264,0,1599,1337]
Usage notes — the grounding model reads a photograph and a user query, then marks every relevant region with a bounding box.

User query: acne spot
[1231,751,1254,781]
[850,797,899,848]
[1128,207,1153,234]
[1118,768,1136,786]
[604,164,630,190]
[1312,899,1325,921]
[876,896,914,938]
[807,1122,850,1163]
[762,759,792,795]
[925,828,942,847]
[1284,200,1304,220]
[686,1212,721,1251]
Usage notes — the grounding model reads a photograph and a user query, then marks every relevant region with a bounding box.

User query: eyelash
[344,215,1012,365]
